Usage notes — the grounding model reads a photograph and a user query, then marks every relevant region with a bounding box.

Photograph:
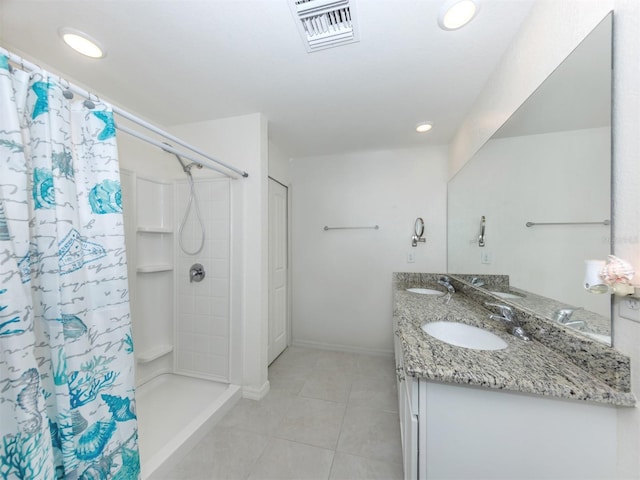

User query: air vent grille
[289,0,359,52]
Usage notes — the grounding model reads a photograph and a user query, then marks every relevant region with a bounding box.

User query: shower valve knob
[189,263,205,283]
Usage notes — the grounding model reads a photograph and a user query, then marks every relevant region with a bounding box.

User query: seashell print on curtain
[0,54,139,479]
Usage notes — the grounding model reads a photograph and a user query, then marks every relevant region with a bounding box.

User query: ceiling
[0,0,536,158]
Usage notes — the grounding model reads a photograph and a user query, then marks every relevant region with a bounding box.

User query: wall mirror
[412,217,426,246]
[447,13,613,345]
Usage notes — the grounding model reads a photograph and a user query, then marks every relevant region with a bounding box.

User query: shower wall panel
[120,171,176,386]
[174,178,230,381]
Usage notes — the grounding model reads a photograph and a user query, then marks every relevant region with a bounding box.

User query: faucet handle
[484,302,514,319]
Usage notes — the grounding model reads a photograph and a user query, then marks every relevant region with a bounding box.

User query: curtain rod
[0,46,249,179]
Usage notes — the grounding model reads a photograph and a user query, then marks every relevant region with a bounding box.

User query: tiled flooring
[153,346,403,480]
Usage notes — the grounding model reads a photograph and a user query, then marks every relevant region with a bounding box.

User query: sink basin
[406,288,444,296]
[489,291,524,300]
[421,321,508,350]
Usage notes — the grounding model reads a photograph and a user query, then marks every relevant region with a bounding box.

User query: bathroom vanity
[393,273,635,480]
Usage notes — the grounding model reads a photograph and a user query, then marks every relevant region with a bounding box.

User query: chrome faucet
[553,308,585,330]
[470,277,485,287]
[438,276,455,304]
[485,302,531,342]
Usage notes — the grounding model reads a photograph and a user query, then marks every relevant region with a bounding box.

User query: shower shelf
[136,344,173,364]
[137,264,173,273]
[137,226,173,234]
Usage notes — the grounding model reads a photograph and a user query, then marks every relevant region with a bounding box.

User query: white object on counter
[584,259,607,292]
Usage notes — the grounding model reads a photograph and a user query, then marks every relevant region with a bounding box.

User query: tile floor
[152,346,403,480]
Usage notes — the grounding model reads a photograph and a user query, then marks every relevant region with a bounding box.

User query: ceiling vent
[289,0,359,52]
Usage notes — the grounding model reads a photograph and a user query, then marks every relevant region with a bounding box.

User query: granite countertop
[393,275,636,407]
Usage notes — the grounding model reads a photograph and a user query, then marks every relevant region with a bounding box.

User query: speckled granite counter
[393,273,636,407]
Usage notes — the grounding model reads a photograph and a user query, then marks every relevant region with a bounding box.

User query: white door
[268,178,288,364]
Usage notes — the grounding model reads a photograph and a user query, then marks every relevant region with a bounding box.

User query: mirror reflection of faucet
[437,276,455,304]
[553,308,586,329]
[485,302,531,341]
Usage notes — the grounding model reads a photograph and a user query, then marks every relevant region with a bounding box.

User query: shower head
[184,162,203,173]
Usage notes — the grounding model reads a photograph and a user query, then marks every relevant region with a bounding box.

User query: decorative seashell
[75,420,116,461]
[72,409,88,435]
[89,179,122,214]
[78,464,108,480]
[49,419,62,450]
[600,255,635,284]
[114,448,140,479]
[17,368,42,434]
[60,314,88,340]
[78,458,112,480]
[101,394,136,422]
[33,167,55,209]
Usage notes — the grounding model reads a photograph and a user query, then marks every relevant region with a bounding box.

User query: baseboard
[242,380,270,400]
[292,339,393,357]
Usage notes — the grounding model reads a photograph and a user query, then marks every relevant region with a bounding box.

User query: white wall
[448,127,611,316]
[268,139,291,186]
[170,113,270,399]
[449,1,640,477]
[117,118,181,180]
[291,146,448,354]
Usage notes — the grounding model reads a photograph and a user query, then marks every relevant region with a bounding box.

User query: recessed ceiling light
[59,28,105,59]
[438,0,479,31]
[416,122,433,133]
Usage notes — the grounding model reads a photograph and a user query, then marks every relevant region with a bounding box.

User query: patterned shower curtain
[0,55,139,479]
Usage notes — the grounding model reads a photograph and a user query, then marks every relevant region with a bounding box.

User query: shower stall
[120,169,241,478]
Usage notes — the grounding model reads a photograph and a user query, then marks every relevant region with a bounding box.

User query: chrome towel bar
[323,225,379,231]
[525,220,610,227]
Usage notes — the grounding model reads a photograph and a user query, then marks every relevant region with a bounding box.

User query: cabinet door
[402,376,418,480]
[394,331,404,425]
[394,325,419,480]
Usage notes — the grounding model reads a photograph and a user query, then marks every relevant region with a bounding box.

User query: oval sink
[489,291,524,300]
[406,288,444,296]
[421,321,508,350]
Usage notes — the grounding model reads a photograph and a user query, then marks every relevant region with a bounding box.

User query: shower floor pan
[136,373,241,478]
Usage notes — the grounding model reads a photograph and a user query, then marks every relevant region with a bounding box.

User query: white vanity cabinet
[394,332,420,480]
[394,334,618,479]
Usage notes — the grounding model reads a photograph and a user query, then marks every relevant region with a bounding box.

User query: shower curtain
[0,55,139,479]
